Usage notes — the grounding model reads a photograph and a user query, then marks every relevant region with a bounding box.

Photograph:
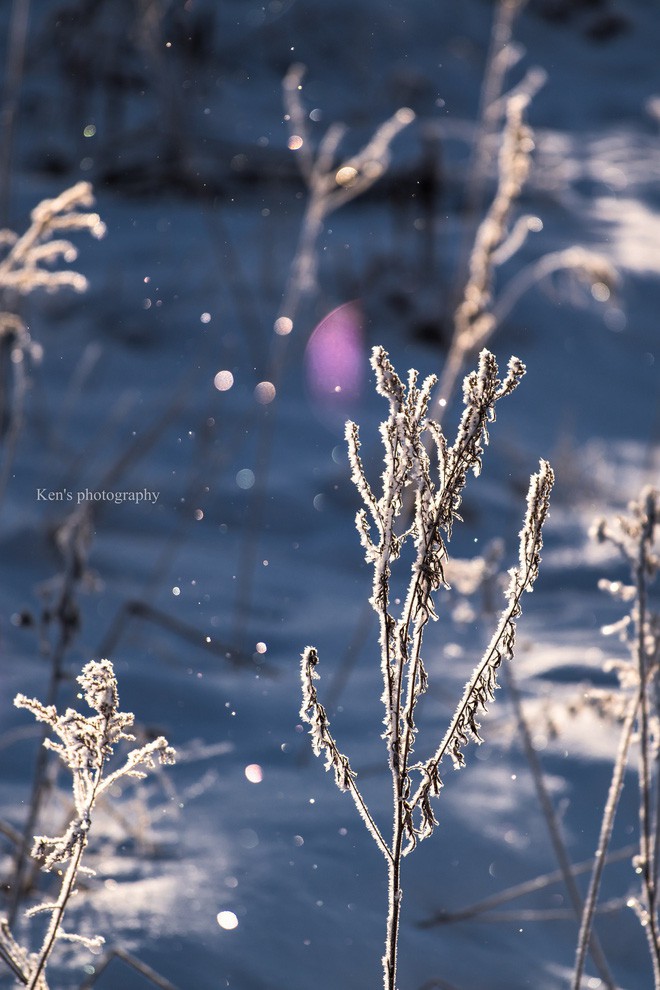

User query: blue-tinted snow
[0,1,658,988]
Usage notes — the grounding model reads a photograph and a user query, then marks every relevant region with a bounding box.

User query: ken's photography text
[36,488,160,505]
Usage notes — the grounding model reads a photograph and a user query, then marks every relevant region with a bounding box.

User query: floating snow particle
[591,281,611,302]
[172,587,181,596]
[274,316,293,336]
[236,469,255,490]
[214,370,234,392]
[200,312,211,324]
[245,764,263,783]
[217,911,239,930]
[239,829,258,849]
[254,381,276,404]
[83,124,96,137]
[288,135,303,150]
[255,642,267,654]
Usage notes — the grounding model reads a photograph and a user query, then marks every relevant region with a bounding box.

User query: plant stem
[27,709,108,989]
[504,662,616,988]
[8,622,69,924]
[27,833,86,989]
[634,521,660,986]
[572,693,638,990]
[385,810,403,990]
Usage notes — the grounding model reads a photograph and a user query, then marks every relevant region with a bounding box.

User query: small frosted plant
[0,660,175,989]
[301,346,553,989]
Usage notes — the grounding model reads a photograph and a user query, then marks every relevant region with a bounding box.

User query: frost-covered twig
[300,647,391,861]
[406,458,553,843]
[0,182,105,296]
[0,182,105,508]
[301,347,553,990]
[7,507,93,924]
[573,489,660,990]
[430,93,617,428]
[0,660,175,989]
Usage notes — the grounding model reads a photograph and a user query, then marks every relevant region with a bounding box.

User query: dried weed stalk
[0,181,105,296]
[573,488,660,990]
[232,66,414,645]
[7,507,94,924]
[0,181,105,504]
[279,63,415,338]
[432,86,618,424]
[301,346,553,989]
[0,660,175,989]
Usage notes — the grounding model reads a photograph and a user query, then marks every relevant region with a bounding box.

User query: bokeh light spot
[217,911,239,930]
[274,316,293,336]
[592,281,611,302]
[245,764,263,783]
[214,370,234,392]
[336,166,358,188]
[255,381,276,404]
[236,469,255,490]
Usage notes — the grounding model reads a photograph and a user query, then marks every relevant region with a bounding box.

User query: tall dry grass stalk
[573,488,660,990]
[232,65,415,645]
[301,346,553,989]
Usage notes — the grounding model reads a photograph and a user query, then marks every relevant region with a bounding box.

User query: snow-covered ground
[0,1,658,987]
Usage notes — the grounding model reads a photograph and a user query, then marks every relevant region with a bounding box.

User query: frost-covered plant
[431,88,618,424]
[0,181,105,504]
[0,181,105,297]
[573,489,660,990]
[0,659,175,989]
[301,346,553,990]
